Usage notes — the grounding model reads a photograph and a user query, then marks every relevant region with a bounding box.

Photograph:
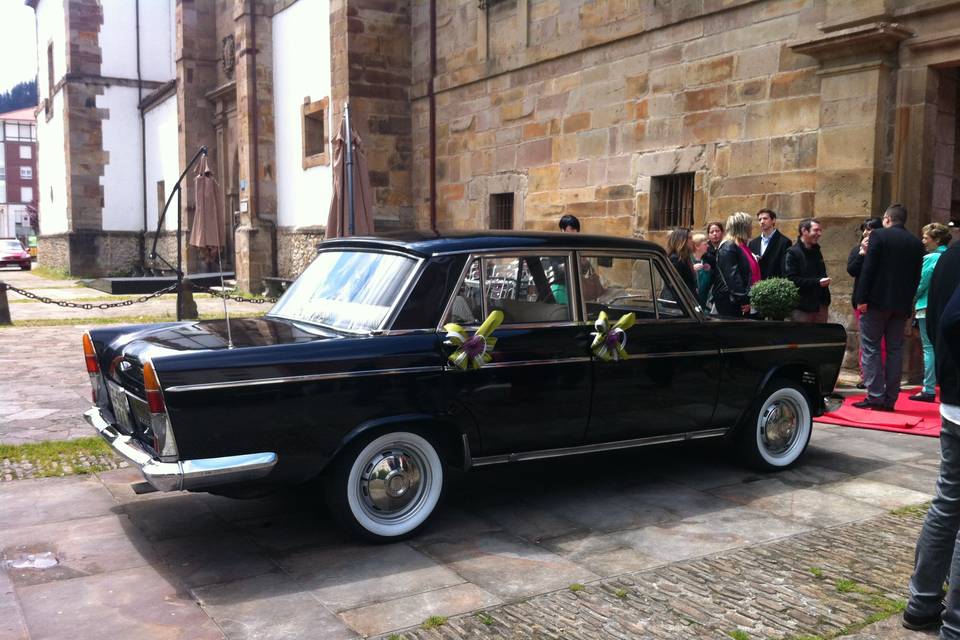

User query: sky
[0,2,38,94]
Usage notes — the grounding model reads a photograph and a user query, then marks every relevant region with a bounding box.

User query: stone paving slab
[0,427,945,639]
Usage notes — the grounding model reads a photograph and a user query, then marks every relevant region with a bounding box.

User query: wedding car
[82,231,847,541]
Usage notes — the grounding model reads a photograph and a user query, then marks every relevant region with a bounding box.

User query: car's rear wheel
[738,379,812,471]
[325,430,443,542]
[20,263,30,271]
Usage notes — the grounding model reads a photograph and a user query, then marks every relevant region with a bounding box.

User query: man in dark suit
[747,209,792,279]
[852,204,925,411]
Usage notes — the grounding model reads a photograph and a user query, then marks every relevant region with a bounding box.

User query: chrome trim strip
[164,365,443,393]
[628,349,718,359]
[84,407,277,491]
[470,428,730,466]
[721,342,847,355]
[445,356,591,371]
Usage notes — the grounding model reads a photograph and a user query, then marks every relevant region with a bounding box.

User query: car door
[581,251,721,444]
[441,252,593,455]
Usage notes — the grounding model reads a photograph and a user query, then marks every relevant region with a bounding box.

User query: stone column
[233,0,277,294]
[176,0,219,277]
[791,22,912,371]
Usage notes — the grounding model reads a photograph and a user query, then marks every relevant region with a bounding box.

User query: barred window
[489,193,514,230]
[651,173,694,230]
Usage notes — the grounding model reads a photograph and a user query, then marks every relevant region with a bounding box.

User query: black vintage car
[83,232,846,541]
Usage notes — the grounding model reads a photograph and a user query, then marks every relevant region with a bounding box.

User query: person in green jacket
[912,222,952,402]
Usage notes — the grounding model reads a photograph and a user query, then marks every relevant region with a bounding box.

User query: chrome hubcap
[760,399,801,456]
[359,447,426,522]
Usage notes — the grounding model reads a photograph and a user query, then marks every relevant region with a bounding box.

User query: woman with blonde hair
[666,227,697,296]
[911,222,952,402]
[711,211,760,317]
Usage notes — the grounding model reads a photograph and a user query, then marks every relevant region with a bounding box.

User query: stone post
[0,283,11,326]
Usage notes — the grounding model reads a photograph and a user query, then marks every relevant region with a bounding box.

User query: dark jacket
[854,224,924,314]
[927,244,960,406]
[846,244,865,308]
[712,240,752,316]
[669,254,698,297]
[747,229,792,279]
[784,240,831,312]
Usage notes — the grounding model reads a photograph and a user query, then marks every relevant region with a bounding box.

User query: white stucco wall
[34,0,66,101]
[99,86,144,231]
[100,0,175,82]
[143,95,179,232]
[273,0,333,229]
[36,91,67,235]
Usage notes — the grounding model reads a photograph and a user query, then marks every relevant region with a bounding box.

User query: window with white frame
[20,186,33,203]
[20,167,32,179]
[19,145,31,159]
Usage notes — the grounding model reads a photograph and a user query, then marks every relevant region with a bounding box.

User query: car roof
[318,230,665,257]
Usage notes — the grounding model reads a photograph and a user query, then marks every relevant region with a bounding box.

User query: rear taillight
[82,333,99,373]
[82,332,102,402]
[142,361,165,414]
[142,359,179,462]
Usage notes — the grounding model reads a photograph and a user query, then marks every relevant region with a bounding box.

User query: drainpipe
[136,0,147,270]
[429,0,437,232]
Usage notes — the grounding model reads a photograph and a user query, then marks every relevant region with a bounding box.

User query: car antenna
[207,155,234,350]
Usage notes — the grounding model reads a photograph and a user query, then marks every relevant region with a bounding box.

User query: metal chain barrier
[0,281,180,310]
[188,283,278,305]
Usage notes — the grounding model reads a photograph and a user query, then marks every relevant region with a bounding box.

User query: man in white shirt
[747,208,792,279]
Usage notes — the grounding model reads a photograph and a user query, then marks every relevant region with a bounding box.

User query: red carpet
[818,390,942,437]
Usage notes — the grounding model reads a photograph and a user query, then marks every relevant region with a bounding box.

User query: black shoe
[902,609,943,631]
[909,392,937,403]
[856,381,867,389]
[873,404,895,412]
[852,399,877,409]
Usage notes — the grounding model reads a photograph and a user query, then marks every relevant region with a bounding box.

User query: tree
[0,80,38,114]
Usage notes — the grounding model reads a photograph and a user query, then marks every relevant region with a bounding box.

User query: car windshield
[268,250,419,332]
[2,240,24,252]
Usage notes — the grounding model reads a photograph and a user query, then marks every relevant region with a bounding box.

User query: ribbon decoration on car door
[443,310,504,370]
[590,311,636,361]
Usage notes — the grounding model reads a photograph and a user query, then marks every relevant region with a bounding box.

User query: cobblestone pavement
[0,425,943,640]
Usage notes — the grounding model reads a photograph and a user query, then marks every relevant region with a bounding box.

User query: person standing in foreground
[748,209,793,279]
[783,218,831,322]
[912,223,952,402]
[852,204,925,411]
[903,241,960,635]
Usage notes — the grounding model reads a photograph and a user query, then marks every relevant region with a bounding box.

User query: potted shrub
[749,277,799,320]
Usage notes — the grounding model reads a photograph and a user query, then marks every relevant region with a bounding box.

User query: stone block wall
[276,226,325,280]
[37,231,140,276]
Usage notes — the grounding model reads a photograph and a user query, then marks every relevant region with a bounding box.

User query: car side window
[653,261,690,319]
[483,255,571,324]
[580,254,657,321]
[448,259,482,325]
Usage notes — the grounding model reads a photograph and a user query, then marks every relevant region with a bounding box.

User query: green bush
[749,277,799,320]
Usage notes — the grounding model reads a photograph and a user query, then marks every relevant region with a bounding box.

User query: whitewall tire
[327,431,443,542]
[739,380,812,471]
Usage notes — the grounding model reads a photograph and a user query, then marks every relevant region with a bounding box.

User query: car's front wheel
[325,430,444,542]
[738,379,812,471]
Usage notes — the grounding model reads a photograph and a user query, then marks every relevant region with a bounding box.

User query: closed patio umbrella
[188,154,225,270]
[327,116,374,238]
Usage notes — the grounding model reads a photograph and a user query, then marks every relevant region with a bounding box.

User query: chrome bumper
[83,407,277,492]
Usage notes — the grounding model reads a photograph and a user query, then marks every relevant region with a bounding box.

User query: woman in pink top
[710,212,758,317]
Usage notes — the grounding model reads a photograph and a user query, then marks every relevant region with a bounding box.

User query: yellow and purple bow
[590,311,636,361]
[443,310,504,370]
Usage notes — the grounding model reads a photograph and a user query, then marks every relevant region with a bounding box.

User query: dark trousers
[860,308,907,407]
[908,415,960,638]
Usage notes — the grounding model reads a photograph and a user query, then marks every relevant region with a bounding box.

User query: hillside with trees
[0,79,38,113]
